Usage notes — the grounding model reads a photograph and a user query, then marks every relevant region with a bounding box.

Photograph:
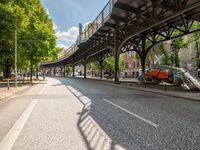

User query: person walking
[43,72,45,80]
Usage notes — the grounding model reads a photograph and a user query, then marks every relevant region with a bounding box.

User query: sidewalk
[0,78,43,100]
[117,83,200,101]
[0,86,30,100]
[85,77,200,101]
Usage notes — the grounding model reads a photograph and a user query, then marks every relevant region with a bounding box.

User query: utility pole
[15,30,17,87]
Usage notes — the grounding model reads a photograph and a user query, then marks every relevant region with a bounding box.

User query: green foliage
[159,43,180,67]
[65,65,72,75]
[119,54,124,73]
[103,57,114,73]
[159,44,170,65]
[103,55,124,74]
[0,1,28,77]
[187,21,200,67]
[87,61,99,71]
[159,28,193,67]
[159,44,180,67]
[86,54,124,77]
[0,0,57,79]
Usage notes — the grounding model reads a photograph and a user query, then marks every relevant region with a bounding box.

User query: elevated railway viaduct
[41,0,200,82]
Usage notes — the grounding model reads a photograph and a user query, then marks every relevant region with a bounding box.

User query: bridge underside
[41,0,200,82]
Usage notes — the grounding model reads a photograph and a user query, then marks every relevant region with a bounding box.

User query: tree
[187,21,200,68]
[0,1,27,78]
[159,44,170,65]
[103,55,124,77]
[159,28,191,67]
[0,0,58,80]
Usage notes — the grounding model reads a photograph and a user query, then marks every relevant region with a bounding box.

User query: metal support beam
[63,64,66,77]
[72,62,75,78]
[99,54,103,79]
[40,0,200,77]
[115,2,139,14]
[50,68,52,76]
[84,56,87,79]
[111,15,127,23]
[141,36,147,80]
[114,30,119,83]
[54,67,56,76]
[14,30,17,87]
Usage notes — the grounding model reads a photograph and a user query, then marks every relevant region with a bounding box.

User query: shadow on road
[60,78,150,150]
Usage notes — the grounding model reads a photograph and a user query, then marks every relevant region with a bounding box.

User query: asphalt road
[0,77,200,150]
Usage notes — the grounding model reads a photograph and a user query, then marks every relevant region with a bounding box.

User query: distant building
[74,64,84,76]
[123,51,140,78]
[43,67,64,77]
[123,35,200,78]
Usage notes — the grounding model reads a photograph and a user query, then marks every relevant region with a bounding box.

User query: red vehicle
[145,68,173,84]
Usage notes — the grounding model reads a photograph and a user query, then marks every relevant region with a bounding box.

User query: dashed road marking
[38,82,48,95]
[102,98,159,128]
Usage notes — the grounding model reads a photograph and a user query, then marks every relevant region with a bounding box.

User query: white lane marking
[10,95,18,99]
[102,98,159,128]
[38,82,48,95]
[0,99,39,150]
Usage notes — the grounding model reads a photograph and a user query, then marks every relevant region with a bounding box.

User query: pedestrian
[43,72,45,80]
[22,70,26,83]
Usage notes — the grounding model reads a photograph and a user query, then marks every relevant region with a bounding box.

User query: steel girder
[119,14,200,64]
[41,0,200,81]
[72,0,200,64]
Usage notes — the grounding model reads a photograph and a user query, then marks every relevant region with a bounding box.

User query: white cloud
[57,43,68,49]
[53,22,58,31]
[56,26,79,42]
[55,21,92,49]
[46,8,49,15]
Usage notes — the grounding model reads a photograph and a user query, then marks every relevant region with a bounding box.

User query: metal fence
[61,0,116,60]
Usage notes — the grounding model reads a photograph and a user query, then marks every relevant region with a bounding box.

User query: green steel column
[63,64,65,77]
[84,57,87,79]
[99,54,103,79]
[114,30,119,83]
[72,62,75,78]
[141,36,147,80]
[50,67,52,76]
[54,66,56,76]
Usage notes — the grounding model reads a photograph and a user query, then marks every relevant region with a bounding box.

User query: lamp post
[15,30,17,87]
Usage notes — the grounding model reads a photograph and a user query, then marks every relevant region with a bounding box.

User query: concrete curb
[114,84,200,102]
[50,76,200,102]
[73,77,200,102]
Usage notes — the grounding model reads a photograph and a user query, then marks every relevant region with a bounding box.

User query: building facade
[123,51,140,78]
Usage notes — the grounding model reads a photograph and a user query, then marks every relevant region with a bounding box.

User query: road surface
[0,77,200,150]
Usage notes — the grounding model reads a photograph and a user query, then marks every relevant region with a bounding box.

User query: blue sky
[41,0,109,49]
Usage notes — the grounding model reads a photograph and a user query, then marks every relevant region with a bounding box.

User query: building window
[133,63,135,68]
[137,62,140,67]
[125,63,129,69]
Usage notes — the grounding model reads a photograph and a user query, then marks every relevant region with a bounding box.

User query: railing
[59,0,116,60]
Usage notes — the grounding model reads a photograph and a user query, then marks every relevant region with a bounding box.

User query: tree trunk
[36,67,38,79]
[30,59,33,82]
[4,58,11,78]
[196,42,200,68]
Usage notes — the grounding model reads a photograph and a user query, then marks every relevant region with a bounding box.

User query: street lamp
[15,30,17,87]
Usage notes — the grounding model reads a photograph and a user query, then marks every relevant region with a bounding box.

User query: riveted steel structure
[41,0,200,82]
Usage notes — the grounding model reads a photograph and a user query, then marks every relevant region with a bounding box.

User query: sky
[41,0,109,49]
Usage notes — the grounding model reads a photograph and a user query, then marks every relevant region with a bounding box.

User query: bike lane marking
[0,99,39,150]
